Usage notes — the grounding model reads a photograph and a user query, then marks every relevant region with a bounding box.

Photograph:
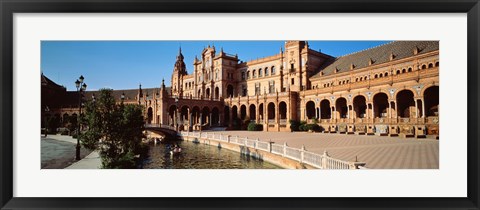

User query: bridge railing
[179,131,366,169]
[145,123,177,131]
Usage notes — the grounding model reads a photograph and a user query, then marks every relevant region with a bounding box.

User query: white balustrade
[179,131,365,169]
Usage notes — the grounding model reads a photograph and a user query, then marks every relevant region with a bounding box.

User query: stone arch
[320,99,331,119]
[231,105,238,121]
[180,105,189,124]
[214,86,220,99]
[393,87,418,99]
[201,107,210,125]
[212,107,220,126]
[249,104,256,121]
[205,88,211,99]
[396,89,416,118]
[279,101,287,119]
[191,106,200,125]
[306,100,316,119]
[335,97,348,119]
[373,93,388,118]
[267,102,275,120]
[353,95,367,118]
[167,105,176,125]
[223,106,230,126]
[240,104,247,120]
[424,86,439,117]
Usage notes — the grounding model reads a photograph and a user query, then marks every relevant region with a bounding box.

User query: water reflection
[143,141,282,169]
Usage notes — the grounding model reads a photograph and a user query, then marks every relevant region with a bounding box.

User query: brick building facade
[42,41,439,138]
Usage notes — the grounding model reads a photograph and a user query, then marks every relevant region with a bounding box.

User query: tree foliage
[80,89,148,169]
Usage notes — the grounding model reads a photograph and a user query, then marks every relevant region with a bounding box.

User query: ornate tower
[284,41,307,92]
[171,47,187,97]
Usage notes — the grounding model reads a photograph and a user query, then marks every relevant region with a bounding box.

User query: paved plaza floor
[205,131,439,169]
[41,135,92,169]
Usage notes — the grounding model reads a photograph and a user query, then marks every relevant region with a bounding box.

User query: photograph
[41,40,439,170]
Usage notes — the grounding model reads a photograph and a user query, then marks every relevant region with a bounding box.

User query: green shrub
[312,118,319,124]
[305,124,322,132]
[298,121,308,131]
[289,120,300,131]
[247,122,263,131]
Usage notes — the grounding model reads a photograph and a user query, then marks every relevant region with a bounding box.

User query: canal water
[142,140,282,169]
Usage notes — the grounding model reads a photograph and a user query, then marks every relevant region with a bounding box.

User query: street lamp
[44,106,49,137]
[75,75,87,160]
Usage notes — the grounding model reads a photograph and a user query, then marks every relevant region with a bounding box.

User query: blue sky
[41,41,390,91]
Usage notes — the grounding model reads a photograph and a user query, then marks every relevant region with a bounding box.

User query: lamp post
[75,75,87,160]
[43,106,49,137]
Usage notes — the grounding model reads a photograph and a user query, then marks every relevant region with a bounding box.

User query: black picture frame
[1,0,479,209]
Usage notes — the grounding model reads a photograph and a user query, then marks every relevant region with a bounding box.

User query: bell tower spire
[171,47,187,97]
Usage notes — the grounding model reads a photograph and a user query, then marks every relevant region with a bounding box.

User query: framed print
[1,0,479,209]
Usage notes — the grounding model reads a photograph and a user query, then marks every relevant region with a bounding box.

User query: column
[315,107,319,119]
[347,105,350,120]
[388,101,392,119]
[275,103,279,123]
[209,113,212,126]
[421,98,426,118]
[414,100,418,118]
[256,104,260,123]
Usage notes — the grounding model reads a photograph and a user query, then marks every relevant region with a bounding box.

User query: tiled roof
[41,73,65,90]
[311,41,439,78]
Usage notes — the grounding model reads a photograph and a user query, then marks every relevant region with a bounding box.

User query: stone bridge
[144,124,178,140]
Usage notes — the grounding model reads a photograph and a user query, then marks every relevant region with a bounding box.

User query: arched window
[396,70,401,75]
[385,72,389,77]
[364,76,368,80]
[271,66,276,75]
[402,69,406,73]
[265,67,269,76]
[435,61,439,67]
[355,78,359,82]
[252,69,256,78]
[247,71,250,79]
[374,74,378,79]
[421,64,427,69]
[428,63,433,68]
[259,68,263,77]
[408,67,412,72]
[360,77,363,81]
[379,73,383,78]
